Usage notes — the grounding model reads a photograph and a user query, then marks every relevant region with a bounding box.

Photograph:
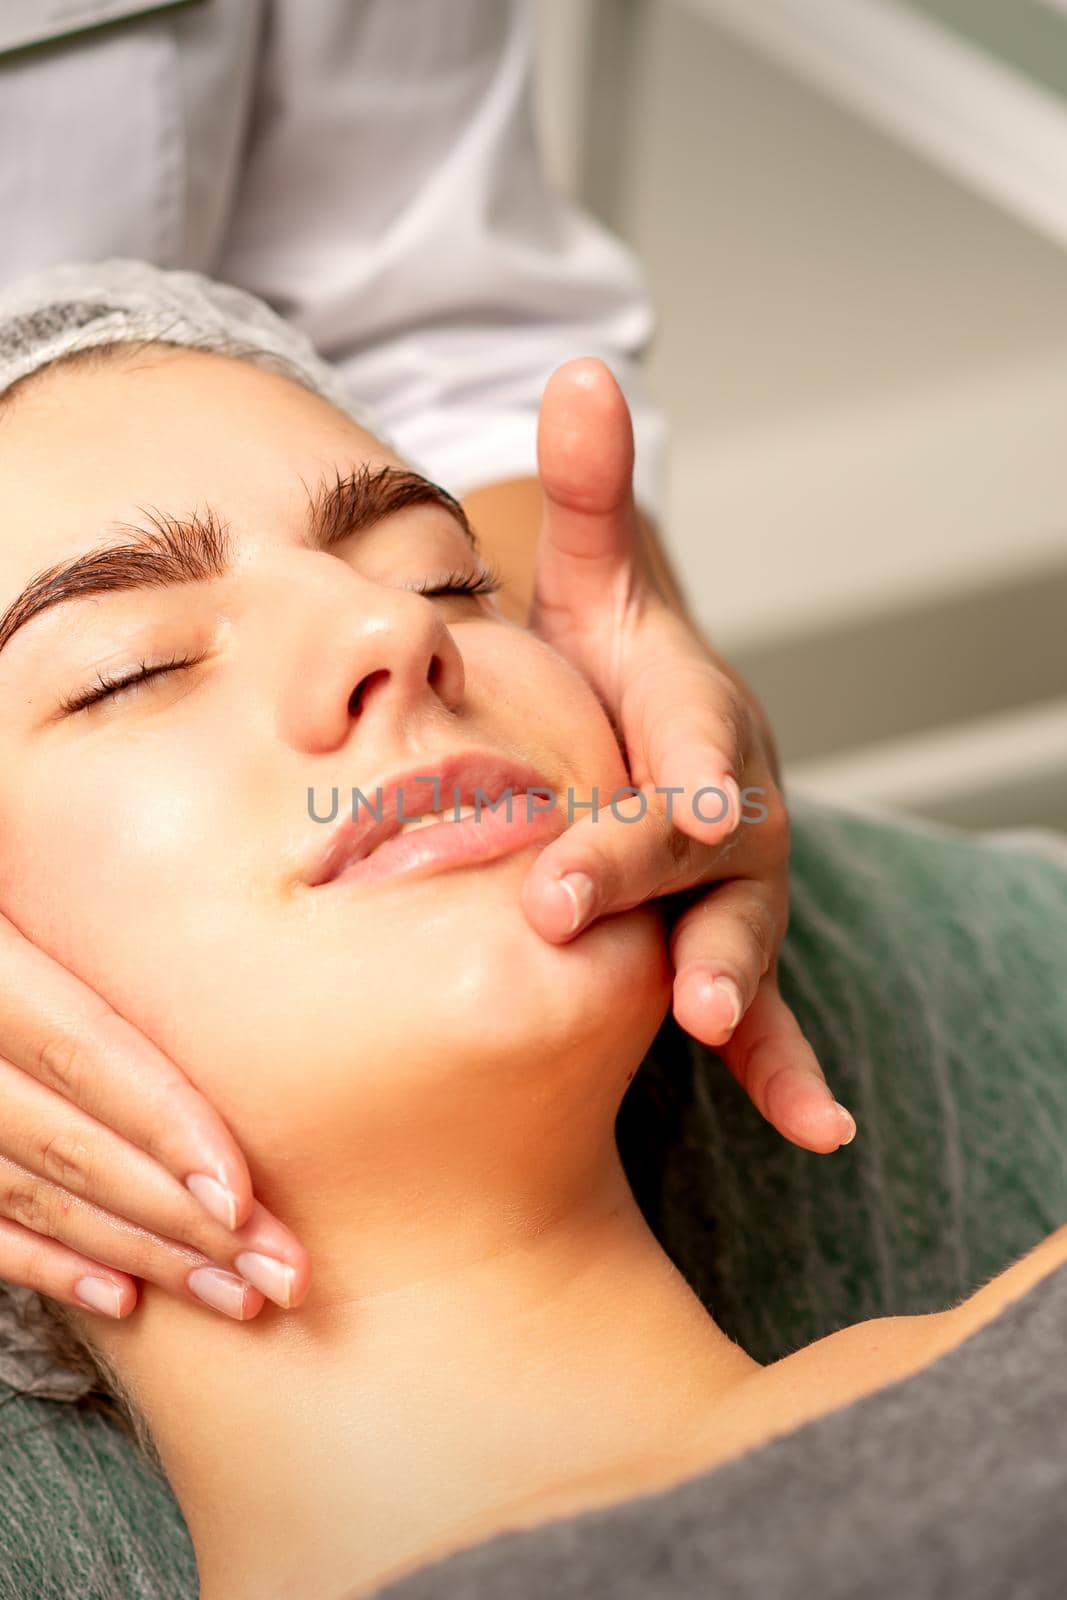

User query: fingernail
[706,975,743,1034]
[74,1276,125,1318]
[235,1251,296,1309]
[185,1172,239,1230]
[187,1266,257,1320]
[556,871,597,935]
[834,1101,858,1145]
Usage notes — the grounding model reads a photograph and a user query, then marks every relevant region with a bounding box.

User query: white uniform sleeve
[216,0,666,516]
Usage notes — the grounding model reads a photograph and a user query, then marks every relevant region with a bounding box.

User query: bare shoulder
[712,1221,1067,1466]
[614,1227,1067,1503]
[945,1218,1067,1342]
[831,1217,1067,1376]
[441,1226,1067,1549]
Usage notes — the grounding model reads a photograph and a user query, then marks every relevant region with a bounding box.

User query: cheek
[463,625,629,793]
[0,734,235,1010]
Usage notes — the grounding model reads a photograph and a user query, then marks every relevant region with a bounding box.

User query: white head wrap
[0,255,381,433]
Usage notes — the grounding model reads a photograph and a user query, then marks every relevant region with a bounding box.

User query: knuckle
[34,1031,88,1099]
[664,816,698,875]
[722,691,749,761]
[3,1180,58,1237]
[35,1131,90,1194]
[647,797,701,882]
[737,906,773,972]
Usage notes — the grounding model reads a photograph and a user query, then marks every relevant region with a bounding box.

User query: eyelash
[59,652,202,715]
[60,565,503,714]
[405,564,502,601]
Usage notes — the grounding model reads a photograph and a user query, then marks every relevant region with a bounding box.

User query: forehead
[0,347,397,588]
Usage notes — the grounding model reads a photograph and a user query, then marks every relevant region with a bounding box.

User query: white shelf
[788,696,1067,827]
[680,0,1067,250]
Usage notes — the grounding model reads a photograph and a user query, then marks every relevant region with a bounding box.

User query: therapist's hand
[0,916,310,1321]
[517,359,856,1155]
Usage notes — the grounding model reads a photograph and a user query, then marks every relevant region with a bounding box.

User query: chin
[189,874,673,1180]
[195,849,672,1131]
[397,860,673,1073]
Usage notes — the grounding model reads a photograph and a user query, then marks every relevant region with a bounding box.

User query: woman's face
[0,348,669,1178]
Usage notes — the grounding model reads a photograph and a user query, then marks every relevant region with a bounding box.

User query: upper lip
[305,748,554,886]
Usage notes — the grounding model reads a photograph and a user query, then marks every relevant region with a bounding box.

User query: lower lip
[324,794,567,890]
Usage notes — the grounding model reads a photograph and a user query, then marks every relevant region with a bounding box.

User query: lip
[305,750,563,890]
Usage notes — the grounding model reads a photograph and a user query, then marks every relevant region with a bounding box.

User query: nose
[279,568,466,754]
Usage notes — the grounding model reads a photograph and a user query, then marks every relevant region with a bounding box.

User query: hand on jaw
[515,359,856,1156]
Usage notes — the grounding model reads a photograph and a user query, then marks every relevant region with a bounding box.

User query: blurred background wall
[533,0,1067,833]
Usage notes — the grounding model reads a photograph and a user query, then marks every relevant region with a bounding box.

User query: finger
[620,618,751,850]
[537,357,636,544]
[532,358,638,624]
[711,973,857,1154]
[669,876,785,1047]
[0,1055,308,1308]
[0,1158,287,1322]
[0,911,255,1230]
[0,1215,138,1319]
[520,787,712,941]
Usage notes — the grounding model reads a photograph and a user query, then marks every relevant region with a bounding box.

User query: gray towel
[373,1252,1067,1599]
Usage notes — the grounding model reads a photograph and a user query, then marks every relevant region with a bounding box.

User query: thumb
[534,358,639,623]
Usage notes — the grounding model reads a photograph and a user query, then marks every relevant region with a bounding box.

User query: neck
[111,1124,757,1598]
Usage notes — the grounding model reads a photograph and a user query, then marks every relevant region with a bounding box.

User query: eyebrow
[0,463,478,656]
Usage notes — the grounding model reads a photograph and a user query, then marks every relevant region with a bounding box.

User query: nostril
[427,653,444,690]
[348,668,390,717]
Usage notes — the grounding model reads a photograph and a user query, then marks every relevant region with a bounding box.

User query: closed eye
[60,652,201,715]
[405,565,502,600]
[59,565,503,715]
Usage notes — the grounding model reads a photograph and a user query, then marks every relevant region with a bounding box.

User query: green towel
[621,800,1067,1363]
[2,799,1066,1599]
